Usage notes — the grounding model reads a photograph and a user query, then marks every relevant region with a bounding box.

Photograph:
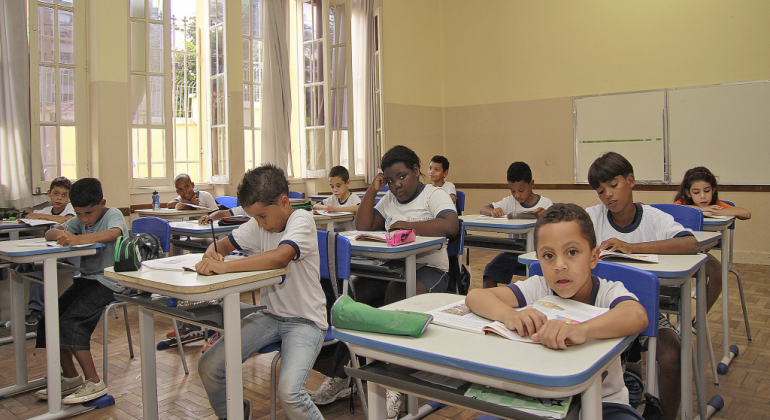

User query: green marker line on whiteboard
[580,138,662,144]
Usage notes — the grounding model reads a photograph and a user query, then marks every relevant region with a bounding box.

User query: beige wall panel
[383,103,444,171]
[89,81,130,209]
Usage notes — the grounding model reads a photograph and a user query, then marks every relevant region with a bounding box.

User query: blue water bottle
[152,190,160,210]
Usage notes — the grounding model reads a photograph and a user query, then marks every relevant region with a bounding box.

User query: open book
[141,253,244,271]
[17,238,95,248]
[426,295,608,343]
[476,209,539,220]
[599,250,659,263]
[20,218,58,226]
[173,202,214,211]
[313,210,354,216]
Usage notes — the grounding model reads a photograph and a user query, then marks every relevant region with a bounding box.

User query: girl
[674,166,751,312]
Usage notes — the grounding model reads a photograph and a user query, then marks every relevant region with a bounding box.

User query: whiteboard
[668,81,770,185]
[574,91,666,184]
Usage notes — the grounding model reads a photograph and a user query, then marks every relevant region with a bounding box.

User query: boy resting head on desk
[168,173,218,211]
[38,178,129,404]
[466,203,648,420]
[195,163,326,420]
[19,176,75,224]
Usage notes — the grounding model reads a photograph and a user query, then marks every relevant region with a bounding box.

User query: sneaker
[201,331,223,353]
[311,376,352,405]
[386,389,404,420]
[36,374,83,400]
[62,379,107,404]
[25,310,44,326]
[218,399,252,420]
[166,322,203,340]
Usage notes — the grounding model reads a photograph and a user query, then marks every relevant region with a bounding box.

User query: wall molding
[455,183,770,192]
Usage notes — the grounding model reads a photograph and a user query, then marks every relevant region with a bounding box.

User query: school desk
[136,208,211,220]
[308,192,386,203]
[0,220,49,240]
[311,212,355,231]
[0,239,105,419]
[105,264,290,420]
[335,293,635,420]
[518,251,711,420]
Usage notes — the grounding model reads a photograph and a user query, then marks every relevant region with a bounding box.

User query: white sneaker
[311,376,352,405]
[386,389,404,420]
[36,375,83,400]
[62,379,107,404]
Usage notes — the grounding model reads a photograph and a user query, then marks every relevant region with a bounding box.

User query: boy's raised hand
[531,320,588,350]
[501,307,547,337]
[370,173,387,192]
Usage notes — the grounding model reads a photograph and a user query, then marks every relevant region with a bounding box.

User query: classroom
[1,1,769,420]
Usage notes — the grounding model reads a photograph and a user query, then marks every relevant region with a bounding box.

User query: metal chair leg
[731,269,752,340]
[252,290,257,305]
[270,351,282,420]
[348,347,369,419]
[171,319,190,375]
[102,306,111,386]
[704,320,718,384]
[123,305,134,358]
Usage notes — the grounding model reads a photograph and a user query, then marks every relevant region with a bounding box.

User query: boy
[587,151,699,420]
[37,178,128,404]
[196,164,326,420]
[312,165,360,231]
[428,155,457,204]
[480,161,553,288]
[168,173,218,210]
[466,204,648,420]
[18,176,75,326]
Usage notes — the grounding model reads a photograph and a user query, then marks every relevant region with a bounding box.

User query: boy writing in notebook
[312,165,360,231]
[36,178,128,404]
[428,155,457,204]
[480,161,553,288]
[168,173,218,210]
[466,203,648,420]
[586,151,699,420]
[196,164,326,420]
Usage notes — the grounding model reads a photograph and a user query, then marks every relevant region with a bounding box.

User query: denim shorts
[36,278,116,350]
[483,252,527,284]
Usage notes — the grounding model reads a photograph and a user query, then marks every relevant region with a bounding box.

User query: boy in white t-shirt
[480,162,553,288]
[312,165,360,231]
[168,173,218,210]
[428,155,457,204]
[586,151,699,420]
[196,164,326,420]
[466,204,648,420]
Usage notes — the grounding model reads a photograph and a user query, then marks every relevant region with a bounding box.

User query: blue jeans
[28,282,44,312]
[198,311,325,420]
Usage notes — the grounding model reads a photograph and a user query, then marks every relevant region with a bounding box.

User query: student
[587,151,699,420]
[168,173,218,210]
[466,204,648,420]
[36,178,128,404]
[196,164,326,420]
[354,145,458,419]
[18,176,76,326]
[312,165,361,231]
[428,155,457,204]
[480,162,553,289]
[674,166,751,313]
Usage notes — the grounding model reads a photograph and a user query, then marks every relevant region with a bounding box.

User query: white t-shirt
[34,203,75,217]
[170,190,219,211]
[374,184,457,271]
[227,210,327,330]
[321,193,361,231]
[436,181,456,197]
[508,274,639,405]
[586,203,694,244]
[490,194,553,239]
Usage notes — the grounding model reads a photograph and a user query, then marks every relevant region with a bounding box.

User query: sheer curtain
[261,0,293,174]
[352,0,377,182]
[0,1,44,208]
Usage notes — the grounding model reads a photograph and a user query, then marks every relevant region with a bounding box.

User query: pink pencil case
[386,229,416,246]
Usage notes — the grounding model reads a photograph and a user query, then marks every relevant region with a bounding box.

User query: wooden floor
[1,249,769,420]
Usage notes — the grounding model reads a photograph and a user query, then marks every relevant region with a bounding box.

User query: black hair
[587,152,634,190]
[534,203,597,250]
[49,176,71,191]
[507,162,533,183]
[69,178,103,208]
[237,163,290,207]
[430,155,450,172]
[381,145,422,175]
[174,173,192,184]
[674,166,719,205]
[328,165,350,182]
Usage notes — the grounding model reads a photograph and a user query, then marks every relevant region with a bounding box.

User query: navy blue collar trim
[396,183,425,205]
[521,195,542,209]
[589,275,600,305]
[338,194,351,205]
[608,202,643,233]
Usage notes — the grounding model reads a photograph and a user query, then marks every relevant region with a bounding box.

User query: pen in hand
[210,221,221,260]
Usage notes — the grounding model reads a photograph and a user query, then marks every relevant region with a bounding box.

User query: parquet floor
[1,250,768,420]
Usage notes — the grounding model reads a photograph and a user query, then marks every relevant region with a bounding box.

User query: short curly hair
[237,164,290,207]
[534,203,597,250]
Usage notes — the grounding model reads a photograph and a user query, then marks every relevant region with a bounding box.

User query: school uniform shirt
[227,210,327,330]
[508,274,639,405]
[34,203,76,217]
[586,203,694,244]
[60,207,129,292]
[374,184,457,272]
[320,192,361,231]
[169,190,218,210]
[228,206,248,216]
[489,194,553,239]
[437,181,456,198]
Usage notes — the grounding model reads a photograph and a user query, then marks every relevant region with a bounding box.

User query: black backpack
[114,233,163,272]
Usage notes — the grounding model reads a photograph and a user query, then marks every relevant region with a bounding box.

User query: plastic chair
[288,191,304,199]
[378,185,389,192]
[529,260,660,398]
[455,190,466,215]
[447,221,468,294]
[257,231,367,419]
[714,200,750,342]
[650,203,703,231]
[215,195,238,209]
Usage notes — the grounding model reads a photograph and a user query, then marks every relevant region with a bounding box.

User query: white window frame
[242,0,264,171]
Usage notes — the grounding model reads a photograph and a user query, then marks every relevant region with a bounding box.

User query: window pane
[132,128,149,178]
[131,74,147,124]
[216,75,224,125]
[38,6,54,63]
[303,43,312,84]
[241,0,250,36]
[150,129,166,177]
[251,0,261,38]
[340,87,348,128]
[149,0,163,20]
[216,26,224,74]
[244,129,253,169]
[329,6,335,45]
[302,2,312,42]
[60,126,77,179]
[242,39,250,81]
[40,126,57,181]
[210,77,218,125]
[149,23,163,73]
[243,84,251,127]
[335,6,346,44]
[131,21,147,72]
[253,85,261,128]
[336,130,349,169]
[252,40,262,83]
[59,68,75,122]
[58,0,73,7]
[304,86,312,126]
[253,129,261,165]
[149,75,165,125]
[314,41,324,82]
[315,85,324,126]
[58,10,74,64]
[39,66,56,122]
[130,0,145,18]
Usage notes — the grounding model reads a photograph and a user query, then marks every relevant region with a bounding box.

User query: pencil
[211,220,219,256]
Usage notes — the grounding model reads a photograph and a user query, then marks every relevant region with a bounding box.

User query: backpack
[114,233,163,272]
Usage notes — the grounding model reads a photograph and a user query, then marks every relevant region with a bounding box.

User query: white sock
[63,375,81,383]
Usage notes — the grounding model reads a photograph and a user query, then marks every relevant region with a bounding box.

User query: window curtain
[0,1,44,208]
[261,0,293,175]
[352,0,377,183]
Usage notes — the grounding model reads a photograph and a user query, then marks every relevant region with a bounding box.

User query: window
[208,0,228,180]
[29,0,88,188]
[242,0,263,170]
[372,9,384,171]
